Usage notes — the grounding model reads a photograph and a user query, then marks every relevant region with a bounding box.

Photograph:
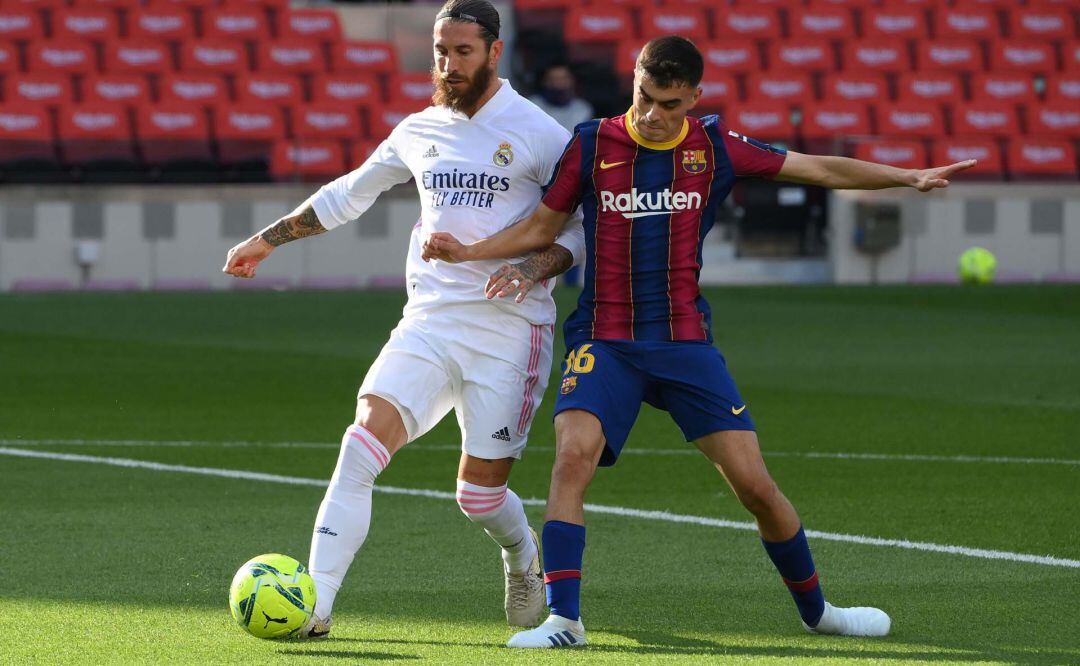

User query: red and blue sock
[762,526,826,626]
[541,520,585,621]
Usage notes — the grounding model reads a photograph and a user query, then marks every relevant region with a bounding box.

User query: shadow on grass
[278,649,419,661]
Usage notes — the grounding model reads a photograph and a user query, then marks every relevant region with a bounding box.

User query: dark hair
[436,0,501,49]
[635,36,704,88]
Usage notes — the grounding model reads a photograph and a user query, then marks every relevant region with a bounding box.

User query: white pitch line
[2,438,1078,467]
[2,446,1078,570]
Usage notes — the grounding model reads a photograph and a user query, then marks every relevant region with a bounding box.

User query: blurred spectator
[529,64,594,134]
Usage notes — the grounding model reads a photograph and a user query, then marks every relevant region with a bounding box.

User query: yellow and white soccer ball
[228,553,316,639]
[958,247,997,285]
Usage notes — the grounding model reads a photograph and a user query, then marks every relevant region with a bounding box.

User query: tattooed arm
[484,244,574,304]
[222,203,326,279]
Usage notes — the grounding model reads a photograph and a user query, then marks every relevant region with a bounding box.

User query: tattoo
[258,205,327,247]
[513,244,574,283]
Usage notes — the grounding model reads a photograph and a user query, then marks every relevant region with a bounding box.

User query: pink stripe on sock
[461,497,506,514]
[457,488,505,497]
[456,496,505,507]
[348,427,389,469]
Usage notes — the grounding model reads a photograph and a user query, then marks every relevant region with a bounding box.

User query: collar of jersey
[623,109,689,151]
[444,78,514,121]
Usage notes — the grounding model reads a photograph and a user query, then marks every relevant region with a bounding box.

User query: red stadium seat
[876,102,946,137]
[745,73,813,104]
[290,104,363,141]
[127,8,195,42]
[70,0,139,10]
[842,40,910,73]
[699,40,761,75]
[788,7,856,40]
[387,73,433,108]
[235,73,302,105]
[214,104,286,164]
[1028,103,1080,139]
[135,103,213,163]
[103,40,174,75]
[934,7,1001,40]
[271,140,346,182]
[853,139,927,169]
[26,42,97,75]
[989,40,1056,73]
[147,0,217,12]
[221,0,288,11]
[0,8,45,40]
[564,7,634,44]
[368,101,423,142]
[1045,74,1080,103]
[1007,137,1077,178]
[277,9,343,43]
[4,72,73,106]
[696,69,738,112]
[179,41,249,74]
[639,7,708,43]
[613,40,642,76]
[969,73,1036,103]
[159,73,229,108]
[1064,41,1080,71]
[256,42,326,74]
[0,42,16,75]
[932,138,1003,178]
[821,72,888,102]
[952,101,1020,138]
[329,41,397,75]
[203,7,271,42]
[863,7,927,40]
[82,74,151,105]
[916,39,983,72]
[311,73,380,108]
[896,72,963,103]
[349,140,379,167]
[1008,7,1072,40]
[53,9,119,42]
[722,103,795,144]
[56,103,136,163]
[713,6,782,40]
[801,101,873,142]
[769,40,834,72]
[0,103,55,164]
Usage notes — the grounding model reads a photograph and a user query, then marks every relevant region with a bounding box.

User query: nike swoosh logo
[600,160,625,169]
[732,405,747,415]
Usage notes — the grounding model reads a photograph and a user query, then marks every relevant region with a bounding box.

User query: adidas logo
[423,144,439,158]
[491,426,511,442]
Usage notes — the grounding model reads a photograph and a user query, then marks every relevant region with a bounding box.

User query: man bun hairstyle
[636,36,704,88]
[436,0,501,49]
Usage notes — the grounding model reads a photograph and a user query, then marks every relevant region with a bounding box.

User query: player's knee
[455,481,508,521]
[737,477,782,516]
[550,448,596,488]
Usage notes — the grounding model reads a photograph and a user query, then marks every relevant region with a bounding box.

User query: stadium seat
[369,102,423,142]
[70,0,138,10]
[696,69,737,113]
[1007,7,1073,40]
[969,73,1036,103]
[270,140,346,183]
[713,6,782,40]
[82,74,151,106]
[639,7,709,43]
[613,40,642,76]
[1045,74,1080,103]
[932,137,1004,179]
[842,40,910,73]
[329,41,398,75]
[256,42,326,75]
[852,139,927,169]
[768,40,834,72]
[134,103,214,165]
[952,101,1020,138]
[310,73,380,110]
[1064,41,1080,71]
[934,7,1001,40]
[387,73,433,108]
[801,101,873,150]
[875,102,946,138]
[788,7,856,40]
[916,39,984,72]
[56,103,137,167]
[896,72,964,103]
[349,140,379,168]
[26,41,97,75]
[290,104,362,142]
[863,6,928,40]
[179,41,249,75]
[203,7,271,42]
[989,40,1056,74]
[214,104,286,167]
[821,72,888,103]
[1027,103,1080,139]
[0,8,45,41]
[235,73,303,106]
[745,73,813,104]
[159,73,229,109]
[127,7,195,43]
[0,42,16,76]
[4,72,73,107]
[564,7,634,44]
[1007,137,1077,178]
[277,9,343,44]
[0,104,56,169]
[53,8,119,42]
[699,40,761,75]
[103,40,174,75]
[722,103,795,145]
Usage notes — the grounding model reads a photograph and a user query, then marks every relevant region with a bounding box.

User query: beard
[431,61,494,113]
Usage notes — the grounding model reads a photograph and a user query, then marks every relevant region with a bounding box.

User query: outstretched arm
[776,152,977,192]
[421,203,572,263]
[222,202,326,279]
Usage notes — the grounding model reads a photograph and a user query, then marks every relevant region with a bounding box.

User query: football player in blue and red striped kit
[423,36,975,648]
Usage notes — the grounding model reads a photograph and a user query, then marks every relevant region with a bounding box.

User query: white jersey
[311,79,585,325]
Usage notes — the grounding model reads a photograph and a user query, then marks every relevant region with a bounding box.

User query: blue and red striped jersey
[543,110,787,348]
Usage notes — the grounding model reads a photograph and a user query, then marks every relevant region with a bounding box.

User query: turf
[0,286,1077,664]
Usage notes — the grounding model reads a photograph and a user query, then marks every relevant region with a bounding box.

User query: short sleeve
[540,132,585,214]
[722,128,788,179]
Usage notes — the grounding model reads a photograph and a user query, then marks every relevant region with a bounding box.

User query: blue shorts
[553,340,754,467]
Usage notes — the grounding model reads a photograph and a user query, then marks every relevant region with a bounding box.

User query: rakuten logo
[1022,146,1064,163]
[74,113,118,131]
[42,49,86,66]
[216,16,257,32]
[1021,15,1062,32]
[761,80,803,97]
[139,15,182,32]
[17,82,61,99]
[656,16,696,31]
[836,81,876,98]
[229,113,272,131]
[946,15,989,32]
[120,48,163,65]
[95,82,139,99]
[0,113,39,131]
[327,81,371,98]
[781,47,824,65]
[964,111,1007,129]
[801,15,842,31]
[250,81,291,97]
[1037,110,1080,129]
[929,46,971,64]
[814,111,858,129]
[738,111,782,131]
[946,146,989,161]
[581,16,621,32]
[152,112,196,131]
[1003,47,1044,65]
[985,81,1026,98]
[0,16,31,31]
[271,47,314,65]
[305,112,348,129]
[600,189,702,220]
[345,47,388,65]
[856,48,898,66]
[174,82,216,98]
[1058,81,1080,98]
[728,15,767,31]
[289,146,332,163]
[65,16,107,33]
[888,111,932,129]
[912,80,953,97]
[707,49,749,66]
[873,15,915,33]
[871,147,914,163]
[195,47,237,65]
[291,16,333,33]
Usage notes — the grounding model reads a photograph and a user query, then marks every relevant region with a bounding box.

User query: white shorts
[358,303,554,460]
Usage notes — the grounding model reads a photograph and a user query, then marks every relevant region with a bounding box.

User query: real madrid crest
[493,141,514,167]
[682,149,707,174]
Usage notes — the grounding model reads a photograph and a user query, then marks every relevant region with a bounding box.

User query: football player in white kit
[222,0,585,638]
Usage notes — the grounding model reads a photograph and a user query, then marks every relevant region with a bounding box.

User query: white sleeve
[309,129,413,230]
[553,209,585,268]
[535,123,586,267]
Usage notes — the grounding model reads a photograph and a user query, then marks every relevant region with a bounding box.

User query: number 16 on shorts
[561,343,595,394]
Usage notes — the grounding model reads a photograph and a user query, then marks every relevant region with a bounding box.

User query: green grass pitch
[1,285,1077,664]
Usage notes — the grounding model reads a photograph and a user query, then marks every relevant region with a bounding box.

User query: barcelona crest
[681,149,707,174]
[560,376,578,395]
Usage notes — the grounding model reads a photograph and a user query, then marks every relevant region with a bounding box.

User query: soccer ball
[228,554,316,639]
[957,247,996,285]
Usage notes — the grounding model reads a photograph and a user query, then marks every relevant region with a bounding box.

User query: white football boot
[504,527,545,627]
[803,601,891,637]
[507,614,586,648]
[299,614,333,639]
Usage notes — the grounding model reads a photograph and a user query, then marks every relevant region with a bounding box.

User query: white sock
[455,479,537,574]
[308,424,390,619]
